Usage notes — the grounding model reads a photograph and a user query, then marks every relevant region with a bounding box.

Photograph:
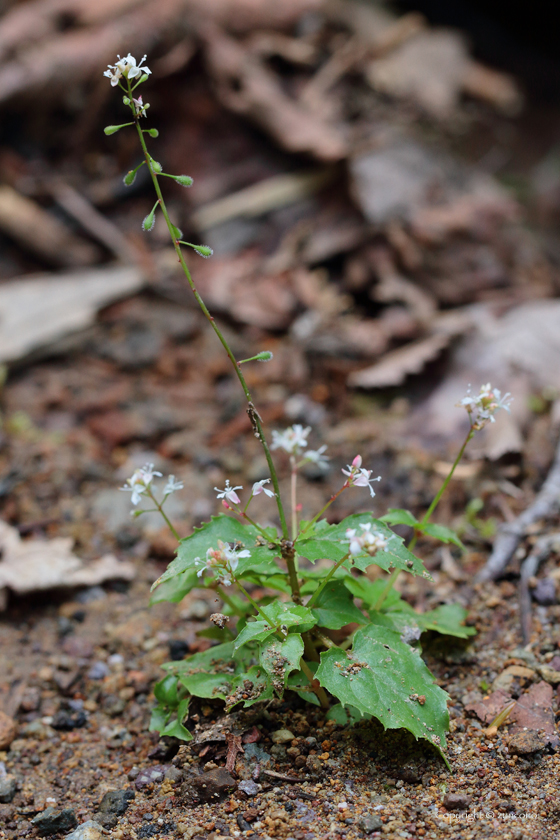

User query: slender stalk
[146,488,179,541]
[128,82,289,546]
[374,426,475,612]
[313,629,336,649]
[373,568,400,611]
[418,427,474,529]
[290,457,298,542]
[299,658,330,709]
[306,553,350,609]
[299,482,349,537]
[233,580,272,624]
[214,586,244,616]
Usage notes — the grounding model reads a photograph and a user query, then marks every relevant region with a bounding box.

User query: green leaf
[260,634,304,695]
[379,509,418,527]
[287,664,321,706]
[415,604,475,639]
[154,674,180,706]
[311,580,365,630]
[149,568,198,605]
[316,624,450,758]
[197,625,234,642]
[234,602,315,651]
[160,718,192,740]
[166,642,237,700]
[343,577,403,611]
[296,513,431,579]
[149,705,169,733]
[326,703,370,725]
[152,515,280,592]
[417,523,464,548]
[225,666,274,710]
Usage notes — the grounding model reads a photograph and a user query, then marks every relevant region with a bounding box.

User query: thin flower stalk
[123,76,294,580]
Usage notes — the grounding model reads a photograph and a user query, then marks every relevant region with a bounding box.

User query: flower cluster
[342,455,381,497]
[271,424,311,455]
[458,383,512,430]
[121,463,183,506]
[271,425,330,469]
[104,53,151,87]
[194,540,251,587]
[346,523,388,557]
[121,463,162,505]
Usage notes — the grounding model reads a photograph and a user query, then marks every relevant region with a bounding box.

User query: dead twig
[46,178,137,264]
[477,435,560,582]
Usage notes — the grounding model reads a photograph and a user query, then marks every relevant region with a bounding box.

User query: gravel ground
[1,561,559,840]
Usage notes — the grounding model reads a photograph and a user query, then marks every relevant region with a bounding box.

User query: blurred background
[2,0,560,586]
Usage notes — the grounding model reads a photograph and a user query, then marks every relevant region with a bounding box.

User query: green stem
[129,85,289,546]
[234,580,272,624]
[418,427,475,529]
[146,488,179,541]
[373,568,400,611]
[299,658,330,709]
[306,553,350,609]
[299,482,349,537]
[291,458,298,542]
[374,426,475,612]
[214,586,244,616]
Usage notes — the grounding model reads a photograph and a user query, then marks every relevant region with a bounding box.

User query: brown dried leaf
[202,25,347,162]
[0,521,135,608]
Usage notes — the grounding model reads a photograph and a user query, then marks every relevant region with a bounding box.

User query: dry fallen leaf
[0,520,135,610]
[0,266,144,364]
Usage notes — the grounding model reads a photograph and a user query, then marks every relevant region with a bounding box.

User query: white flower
[346,523,388,556]
[104,53,151,86]
[271,424,311,455]
[132,95,148,117]
[342,455,381,498]
[302,445,329,469]
[457,383,512,430]
[164,475,184,496]
[194,540,251,585]
[104,65,122,86]
[252,479,276,498]
[214,480,243,505]
[120,462,162,505]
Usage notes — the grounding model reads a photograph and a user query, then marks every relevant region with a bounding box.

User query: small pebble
[0,774,17,803]
[271,729,295,744]
[443,793,472,811]
[358,814,383,833]
[238,780,260,796]
[32,807,78,836]
[63,821,106,840]
[0,710,16,750]
[532,578,556,605]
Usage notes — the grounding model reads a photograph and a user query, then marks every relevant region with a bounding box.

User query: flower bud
[149,158,162,174]
[193,244,213,258]
[142,208,157,231]
[174,175,193,187]
[146,128,159,138]
[122,96,130,105]
[254,351,273,362]
[171,224,183,240]
[124,170,137,187]
[139,73,150,83]
[104,123,132,135]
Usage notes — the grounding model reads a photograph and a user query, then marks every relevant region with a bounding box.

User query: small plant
[104,56,511,766]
